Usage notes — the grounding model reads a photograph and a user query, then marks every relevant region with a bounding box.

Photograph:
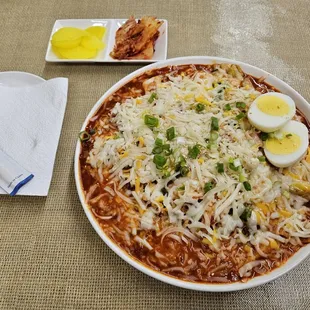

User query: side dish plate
[45,19,168,63]
[74,56,310,291]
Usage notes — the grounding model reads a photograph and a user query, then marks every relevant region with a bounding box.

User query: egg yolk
[265,133,301,155]
[257,95,290,116]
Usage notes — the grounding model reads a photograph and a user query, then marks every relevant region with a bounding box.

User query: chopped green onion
[236,102,246,109]
[180,166,190,176]
[211,117,219,131]
[148,92,158,103]
[162,170,171,178]
[175,155,186,173]
[152,142,171,155]
[152,146,163,154]
[166,127,176,140]
[175,163,182,172]
[163,144,172,155]
[188,144,201,159]
[210,131,219,141]
[195,103,205,113]
[153,154,167,169]
[286,133,293,138]
[240,207,252,221]
[155,138,163,146]
[224,104,231,111]
[236,112,246,120]
[229,163,239,171]
[178,185,185,191]
[204,182,214,193]
[207,142,217,150]
[243,181,252,191]
[89,128,96,135]
[152,139,165,154]
[258,156,266,162]
[179,155,186,165]
[162,144,170,150]
[144,115,159,128]
[175,155,188,176]
[239,174,246,182]
[260,132,269,141]
[79,131,91,142]
[217,163,224,173]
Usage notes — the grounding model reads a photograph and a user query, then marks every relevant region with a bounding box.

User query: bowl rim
[74,56,310,292]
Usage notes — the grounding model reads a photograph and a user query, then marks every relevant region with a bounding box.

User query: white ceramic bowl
[74,56,310,292]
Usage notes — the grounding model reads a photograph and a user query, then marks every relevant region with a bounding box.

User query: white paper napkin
[0,78,68,196]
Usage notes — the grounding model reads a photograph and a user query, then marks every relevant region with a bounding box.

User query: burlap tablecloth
[1,0,309,309]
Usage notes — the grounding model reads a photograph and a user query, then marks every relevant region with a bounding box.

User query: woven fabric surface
[0,0,310,309]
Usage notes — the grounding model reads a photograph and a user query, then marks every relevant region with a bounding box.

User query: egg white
[264,120,309,168]
[248,92,296,133]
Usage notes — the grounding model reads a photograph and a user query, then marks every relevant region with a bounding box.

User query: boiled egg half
[248,92,296,132]
[264,120,309,168]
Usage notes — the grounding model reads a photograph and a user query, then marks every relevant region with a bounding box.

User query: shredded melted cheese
[87,64,310,277]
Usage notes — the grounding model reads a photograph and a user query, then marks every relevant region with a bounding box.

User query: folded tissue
[0,77,68,196]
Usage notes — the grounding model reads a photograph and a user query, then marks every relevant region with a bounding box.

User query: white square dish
[45,19,168,63]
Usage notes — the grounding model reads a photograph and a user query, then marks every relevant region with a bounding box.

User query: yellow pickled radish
[51,27,89,48]
[81,35,105,50]
[55,46,97,59]
[51,26,106,59]
[85,26,106,40]
[52,46,64,59]
[52,36,81,49]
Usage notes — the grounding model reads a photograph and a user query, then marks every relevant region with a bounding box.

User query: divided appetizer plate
[45,19,168,63]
